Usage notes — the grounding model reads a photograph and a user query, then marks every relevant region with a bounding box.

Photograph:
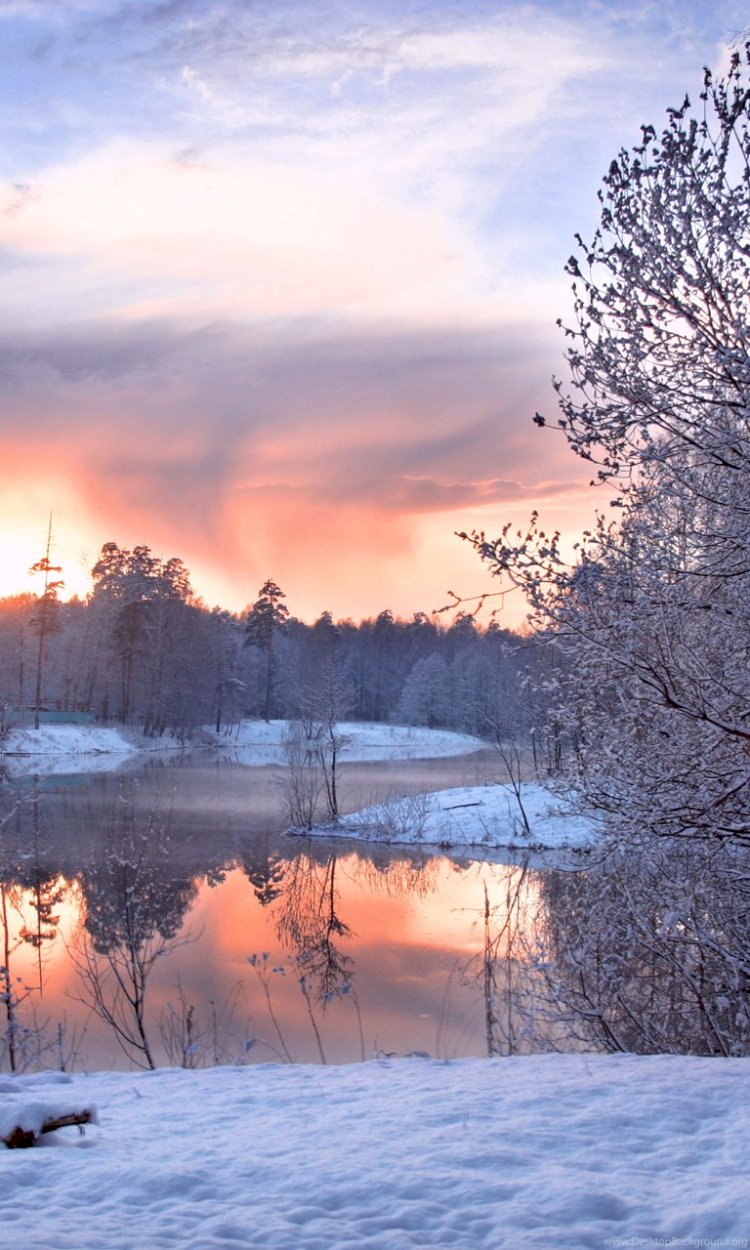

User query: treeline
[0,541,537,740]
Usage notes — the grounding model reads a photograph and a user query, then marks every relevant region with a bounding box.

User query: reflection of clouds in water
[0,759,556,1069]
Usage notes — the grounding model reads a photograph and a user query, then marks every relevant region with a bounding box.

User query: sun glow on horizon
[0,529,92,604]
[0,532,60,602]
[0,2,740,633]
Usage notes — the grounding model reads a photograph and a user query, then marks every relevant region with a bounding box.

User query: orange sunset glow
[1,0,707,626]
[8,854,536,1069]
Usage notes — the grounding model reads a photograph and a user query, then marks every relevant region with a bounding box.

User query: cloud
[0,141,487,324]
[1,0,743,620]
[0,312,588,615]
[363,474,585,511]
[0,3,729,335]
[0,4,620,302]
[0,312,566,454]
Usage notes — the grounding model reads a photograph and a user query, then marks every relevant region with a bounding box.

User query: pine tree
[244,581,289,721]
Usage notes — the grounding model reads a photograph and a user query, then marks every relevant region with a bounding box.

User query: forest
[0,543,540,744]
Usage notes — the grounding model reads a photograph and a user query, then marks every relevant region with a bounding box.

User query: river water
[0,748,569,1071]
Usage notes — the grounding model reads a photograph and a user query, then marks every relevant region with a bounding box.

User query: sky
[0,0,747,624]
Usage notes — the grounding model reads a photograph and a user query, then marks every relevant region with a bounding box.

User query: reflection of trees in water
[246,850,357,1064]
[17,871,66,991]
[274,852,353,1006]
[345,850,438,902]
[0,786,74,1071]
[11,794,68,994]
[0,877,45,1073]
[457,860,542,1057]
[533,842,750,1057]
[69,782,199,1070]
[80,831,196,957]
[239,840,443,1062]
[2,773,575,1069]
[241,840,440,1008]
[242,839,287,909]
[480,868,527,1057]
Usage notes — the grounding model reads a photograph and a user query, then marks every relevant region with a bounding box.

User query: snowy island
[308,780,598,851]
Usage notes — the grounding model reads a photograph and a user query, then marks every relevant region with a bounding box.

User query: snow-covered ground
[309,782,598,851]
[2,1054,747,1250]
[1,725,137,770]
[1,720,487,774]
[216,720,488,765]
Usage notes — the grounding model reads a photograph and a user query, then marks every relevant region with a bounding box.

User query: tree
[530,839,750,1057]
[281,655,354,829]
[89,541,202,731]
[396,653,451,728]
[206,608,244,735]
[244,581,289,721]
[463,50,750,1058]
[0,594,35,716]
[29,518,64,729]
[301,655,354,822]
[472,48,750,848]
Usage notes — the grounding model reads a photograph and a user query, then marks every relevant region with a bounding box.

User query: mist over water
[0,751,547,1071]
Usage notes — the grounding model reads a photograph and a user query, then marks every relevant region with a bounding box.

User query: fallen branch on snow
[3,1109,96,1149]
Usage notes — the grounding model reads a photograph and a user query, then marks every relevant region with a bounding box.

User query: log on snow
[3,1109,95,1149]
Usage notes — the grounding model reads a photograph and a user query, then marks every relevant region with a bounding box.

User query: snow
[1,720,487,775]
[214,720,488,765]
[2,1054,748,1249]
[310,782,599,851]
[3,723,137,760]
[0,1079,98,1143]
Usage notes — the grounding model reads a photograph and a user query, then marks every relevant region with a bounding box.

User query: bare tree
[29,517,64,730]
[281,654,354,828]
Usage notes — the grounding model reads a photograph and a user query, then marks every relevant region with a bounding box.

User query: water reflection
[532,840,750,1057]
[68,787,201,1069]
[0,757,566,1071]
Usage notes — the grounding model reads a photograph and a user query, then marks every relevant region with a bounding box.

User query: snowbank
[2,1054,747,1250]
[1,720,488,778]
[215,720,488,765]
[3,723,137,761]
[311,781,598,851]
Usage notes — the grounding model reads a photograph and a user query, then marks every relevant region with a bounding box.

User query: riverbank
[2,1052,746,1250]
[1,722,594,851]
[1,720,487,772]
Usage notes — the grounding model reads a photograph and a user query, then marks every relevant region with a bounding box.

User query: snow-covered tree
[396,653,451,728]
[473,49,750,848]
[533,839,750,1057]
[29,522,64,729]
[467,50,750,1056]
